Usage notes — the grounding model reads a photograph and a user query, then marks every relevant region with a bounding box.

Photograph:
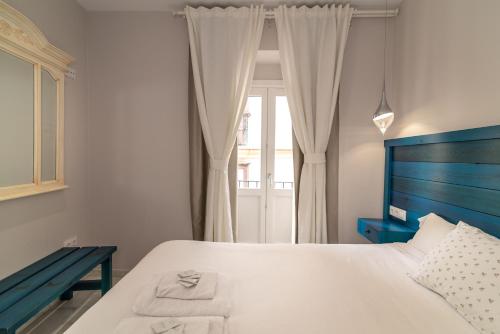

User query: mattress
[65,241,477,334]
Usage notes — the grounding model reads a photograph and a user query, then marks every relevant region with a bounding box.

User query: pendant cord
[383,0,388,90]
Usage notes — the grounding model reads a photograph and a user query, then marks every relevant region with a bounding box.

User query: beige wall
[338,0,500,243]
[391,0,500,137]
[0,0,90,278]
[339,18,391,243]
[86,12,192,271]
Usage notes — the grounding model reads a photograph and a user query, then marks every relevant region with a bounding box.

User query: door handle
[267,173,273,187]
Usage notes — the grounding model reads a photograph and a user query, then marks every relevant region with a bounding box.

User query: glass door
[265,88,295,243]
[236,88,267,243]
[237,85,294,243]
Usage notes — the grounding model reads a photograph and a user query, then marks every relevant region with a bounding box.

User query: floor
[18,273,123,334]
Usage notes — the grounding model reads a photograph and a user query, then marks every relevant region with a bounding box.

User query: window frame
[0,1,73,201]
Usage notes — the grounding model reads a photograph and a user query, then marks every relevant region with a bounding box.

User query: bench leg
[60,289,74,301]
[101,257,112,296]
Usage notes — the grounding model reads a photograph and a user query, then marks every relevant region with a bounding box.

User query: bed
[65,241,478,334]
[66,125,500,334]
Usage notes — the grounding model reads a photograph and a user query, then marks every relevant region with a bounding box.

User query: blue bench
[0,246,117,334]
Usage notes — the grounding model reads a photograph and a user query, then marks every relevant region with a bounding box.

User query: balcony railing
[274,181,294,189]
[238,180,294,189]
[238,180,260,188]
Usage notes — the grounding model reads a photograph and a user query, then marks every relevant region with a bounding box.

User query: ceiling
[76,0,402,12]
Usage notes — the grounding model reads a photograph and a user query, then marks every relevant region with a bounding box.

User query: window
[0,2,73,201]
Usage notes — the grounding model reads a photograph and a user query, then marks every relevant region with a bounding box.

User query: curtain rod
[173,8,399,18]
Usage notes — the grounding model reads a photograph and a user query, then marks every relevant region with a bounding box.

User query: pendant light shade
[373,90,394,135]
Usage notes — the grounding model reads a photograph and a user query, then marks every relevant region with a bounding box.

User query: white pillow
[417,213,430,226]
[412,222,500,334]
[408,213,456,254]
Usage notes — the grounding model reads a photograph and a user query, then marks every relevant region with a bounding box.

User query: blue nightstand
[357,218,417,243]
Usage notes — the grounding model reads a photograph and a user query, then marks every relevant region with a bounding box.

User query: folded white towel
[133,276,232,318]
[156,272,218,300]
[178,270,202,279]
[151,318,184,334]
[177,270,202,288]
[113,316,226,334]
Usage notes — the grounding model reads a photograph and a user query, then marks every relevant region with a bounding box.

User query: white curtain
[186,6,265,242]
[275,5,353,243]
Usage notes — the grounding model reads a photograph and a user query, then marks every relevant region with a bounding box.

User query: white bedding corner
[64,240,477,334]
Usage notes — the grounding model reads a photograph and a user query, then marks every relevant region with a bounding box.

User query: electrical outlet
[389,205,407,221]
[65,67,77,80]
[63,236,78,247]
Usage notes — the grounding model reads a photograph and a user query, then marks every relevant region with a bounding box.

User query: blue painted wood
[383,147,393,220]
[59,288,73,301]
[61,280,103,301]
[357,218,417,244]
[385,124,500,147]
[391,191,500,238]
[363,125,500,243]
[392,162,500,191]
[392,176,500,218]
[0,247,116,334]
[0,246,117,334]
[404,210,426,231]
[101,257,112,295]
[0,248,96,314]
[0,248,78,295]
[70,280,102,291]
[392,139,500,164]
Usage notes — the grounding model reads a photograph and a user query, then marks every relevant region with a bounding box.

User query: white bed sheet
[65,241,477,334]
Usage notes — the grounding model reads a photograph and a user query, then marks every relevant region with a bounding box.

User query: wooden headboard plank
[385,125,500,147]
[392,162,500,191]
[384,125,500,239]
[393,139,500,164]
[392,191,500,238]
[392,176,500,217]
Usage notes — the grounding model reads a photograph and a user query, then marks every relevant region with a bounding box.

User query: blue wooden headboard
[383,125,500,238]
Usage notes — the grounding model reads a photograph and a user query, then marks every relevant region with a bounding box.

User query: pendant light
[373,0,394,135]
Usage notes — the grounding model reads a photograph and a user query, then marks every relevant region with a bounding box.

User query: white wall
[86,12,192,271]
[391,0,500,137]
[338,18,391,243]
[338,0,500,243]
[0,0,90,278]
[254,20,282,80]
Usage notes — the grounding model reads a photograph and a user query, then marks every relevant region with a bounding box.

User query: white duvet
[65,241,477,334]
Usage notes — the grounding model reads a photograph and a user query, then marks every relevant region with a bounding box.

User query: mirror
[0,49,34,187]
[41,69,57,182]
[0,0,73,201]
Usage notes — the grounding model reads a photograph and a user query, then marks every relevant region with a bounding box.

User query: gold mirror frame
[0,0,73,201]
